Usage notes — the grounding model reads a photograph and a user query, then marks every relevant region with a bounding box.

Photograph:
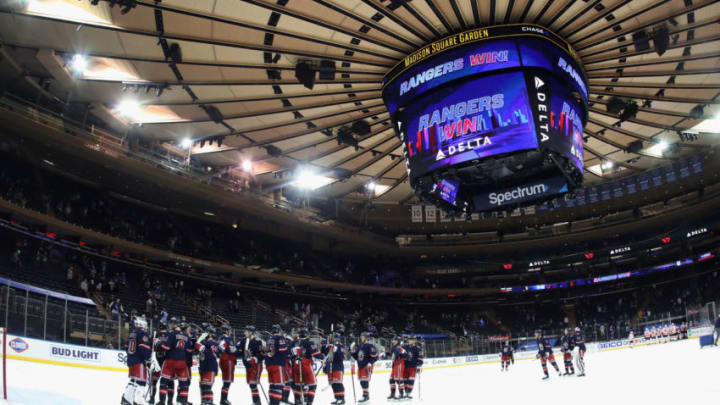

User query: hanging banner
[425,205,437,222]
[665,164,676,183]
[440,210,452,222]
[411,205,423,222]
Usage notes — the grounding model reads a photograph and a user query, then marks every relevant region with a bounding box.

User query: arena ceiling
[0,0,718,205]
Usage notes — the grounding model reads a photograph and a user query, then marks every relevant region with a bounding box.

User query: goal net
[686,302,717,347]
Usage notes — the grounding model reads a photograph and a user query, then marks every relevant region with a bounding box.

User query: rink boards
[2,332,704,378]
[4,332,720,405]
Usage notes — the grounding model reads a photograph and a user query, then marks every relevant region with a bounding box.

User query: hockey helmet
[271,324,283,335]
[134,317,148,331]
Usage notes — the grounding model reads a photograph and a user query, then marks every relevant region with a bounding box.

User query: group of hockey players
[122,316,427,405]
[498,327,587,380]
[642,322,688,343]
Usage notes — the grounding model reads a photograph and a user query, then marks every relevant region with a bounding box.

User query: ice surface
[3,339,719,405]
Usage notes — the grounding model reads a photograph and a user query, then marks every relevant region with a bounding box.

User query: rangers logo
[9,337,29,353]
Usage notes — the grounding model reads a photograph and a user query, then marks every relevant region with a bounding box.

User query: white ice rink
[3,339,719,405]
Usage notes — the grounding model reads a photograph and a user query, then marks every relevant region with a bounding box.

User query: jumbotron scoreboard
[382,24,588,214]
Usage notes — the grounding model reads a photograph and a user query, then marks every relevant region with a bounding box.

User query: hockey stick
[350,362,357,404]
[298,357,306,405]
[144,330,156,403]
[257,363,269,405]
[417,367,422,402]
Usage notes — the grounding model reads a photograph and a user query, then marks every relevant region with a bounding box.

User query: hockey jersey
[161,330,193,361]
[127,329,152,366]
[265,334,289,366]
[403,344,423,368]
[196,338,219,373]
[352,343,378,369]
[237,337,265,367]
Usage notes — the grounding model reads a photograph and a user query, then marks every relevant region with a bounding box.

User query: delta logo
[9,337,29,353]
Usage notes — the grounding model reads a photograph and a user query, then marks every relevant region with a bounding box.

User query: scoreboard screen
[382,24,588,212]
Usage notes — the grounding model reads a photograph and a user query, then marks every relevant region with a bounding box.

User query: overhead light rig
[90,0,138,15]
[121,82,169,97]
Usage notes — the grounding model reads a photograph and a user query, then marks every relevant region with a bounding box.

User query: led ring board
[382,24,588,215]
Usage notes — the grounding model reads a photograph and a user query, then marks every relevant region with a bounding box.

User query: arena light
[180,138,192,149]
[241,160,253,172]
[115,99,142,119]
[661,236,671,244]
[294,169,333,190]
[601,161,613,171]
[366,181,377,192]
[503,263,513,270]
[69,54,87,74]
[689,114,720,133]
[584,252,594,260]
[647,141,669,156]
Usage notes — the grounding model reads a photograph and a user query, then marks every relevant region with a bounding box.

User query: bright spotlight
[366,181,377,191]
[241,160,253,172]
[294,170,331,190]
[70,54,87,74]
[180,138,192,149]
[115,99,141,119]
[648,140,670,156]
[601,161,614,170]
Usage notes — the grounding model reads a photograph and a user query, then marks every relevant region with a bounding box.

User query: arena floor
[3,338,719,405]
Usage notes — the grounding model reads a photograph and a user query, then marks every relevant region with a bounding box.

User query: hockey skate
[542,374,550,380]
[387,393,396,401]
[577,372,586,377]
[358,396,370,403]
[121,396,133,405]
[333,399,346,405]
[219,400,232,405]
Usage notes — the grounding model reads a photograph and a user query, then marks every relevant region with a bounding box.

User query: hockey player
[121,317,152,405]
[237,325,264,405]
[535,330,561,380]
[351,332,378,403]
[291,328,323,405]
[151,322,170,404]
[284,329,300,404]
[574,326,587,377]
[388,336,407,400]
[499,340,514,371]
[196,326,220,405]
[182,323,196,405]
[402,336,423,399]
[644,326,651,341]
[560,329,575,376]
[326,333,346,405]
[218,325,237,405]
[265,324,290,405]
[159,320,194,404]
